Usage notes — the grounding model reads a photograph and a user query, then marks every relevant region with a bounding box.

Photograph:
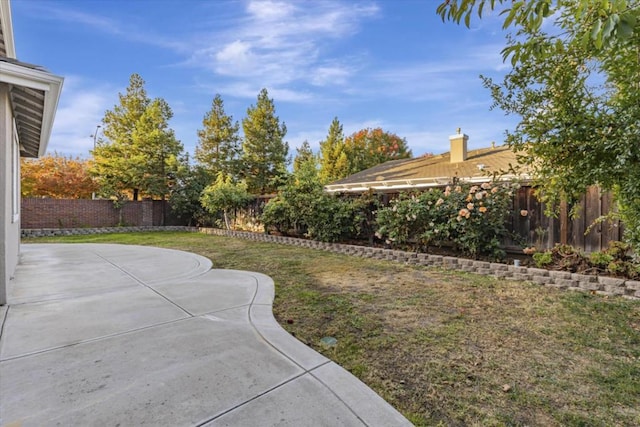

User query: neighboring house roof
[325,143,528,194]
[0,0,63,158]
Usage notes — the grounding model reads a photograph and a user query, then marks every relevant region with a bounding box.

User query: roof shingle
[325,144,528,193]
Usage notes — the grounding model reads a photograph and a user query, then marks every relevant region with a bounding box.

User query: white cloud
[47,77,115,157]
[215,40,255,74]
[311,65,352,86]
[187,0,379,96]
[246,0,296,21]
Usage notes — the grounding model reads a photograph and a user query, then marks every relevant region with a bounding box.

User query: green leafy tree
[92,73,183,201]
[200,173,253,230]
[241,88,289,194]
[293,141,316,174]
[195,94,241,181]
[438,1,640,250]
[132,98,183,200]
[318,117,346,184]
[168,154,212,226]
[262,156,357,242]
[92,73,149,201]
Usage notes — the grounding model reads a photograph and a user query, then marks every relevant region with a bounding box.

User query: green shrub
[589,251,613,268]
[533,251,553,267]
[375,182,514,260]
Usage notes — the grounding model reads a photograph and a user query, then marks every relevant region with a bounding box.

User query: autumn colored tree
[21,153,97,199]
[195,94,241,181]
[318,117,347,184]
[342,128,412,177]
[91,73,183,201]
[241,88,289,194]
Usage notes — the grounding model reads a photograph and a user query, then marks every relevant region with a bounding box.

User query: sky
[11,0,518,160]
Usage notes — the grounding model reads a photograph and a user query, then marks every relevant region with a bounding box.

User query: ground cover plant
[24,231,640,426]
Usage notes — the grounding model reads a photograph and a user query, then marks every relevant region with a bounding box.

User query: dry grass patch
[25,232,640,426]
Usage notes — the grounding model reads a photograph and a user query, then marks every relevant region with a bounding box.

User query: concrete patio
[0,243,411,426]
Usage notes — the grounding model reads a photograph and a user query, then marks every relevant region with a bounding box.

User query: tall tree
[195,94,241,181]
[318,117,346,184]
[293,141,316,174]
[91,73,183,201]
[437,1,640,249]
[241,88,289,194]
[21,153,97,199]
[132,98,183,200]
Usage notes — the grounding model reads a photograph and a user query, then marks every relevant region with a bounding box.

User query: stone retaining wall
[22,226,197,238]
[198,228,640,300]
[21,226,640,299]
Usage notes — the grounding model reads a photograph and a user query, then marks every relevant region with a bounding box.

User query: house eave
[0,0,16,59]
[0,60,64,158]
[324,173,530,194]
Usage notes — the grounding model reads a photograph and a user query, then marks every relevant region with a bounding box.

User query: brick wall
[21,199,182,228]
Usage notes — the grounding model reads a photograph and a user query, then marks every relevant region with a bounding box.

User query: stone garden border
[22,226,640,299]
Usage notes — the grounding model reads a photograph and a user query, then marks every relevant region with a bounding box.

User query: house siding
[0,83,19,305]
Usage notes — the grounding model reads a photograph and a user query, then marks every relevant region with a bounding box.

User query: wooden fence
[22,187,622,253]
[509,186,622,253]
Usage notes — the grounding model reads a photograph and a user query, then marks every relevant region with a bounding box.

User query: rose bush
[376,181,516,260]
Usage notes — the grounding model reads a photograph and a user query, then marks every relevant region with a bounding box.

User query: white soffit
[0,59,63,158]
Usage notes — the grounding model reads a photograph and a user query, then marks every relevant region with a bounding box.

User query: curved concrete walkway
[0,244,411,426]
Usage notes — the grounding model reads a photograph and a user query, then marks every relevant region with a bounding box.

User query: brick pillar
[141,200,153,226]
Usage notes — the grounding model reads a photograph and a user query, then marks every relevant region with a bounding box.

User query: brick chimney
[449,128,468,163]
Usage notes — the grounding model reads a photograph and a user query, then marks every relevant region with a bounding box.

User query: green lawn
[24,231,640,426]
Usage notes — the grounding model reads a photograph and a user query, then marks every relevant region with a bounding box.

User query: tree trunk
[223,210,231,230]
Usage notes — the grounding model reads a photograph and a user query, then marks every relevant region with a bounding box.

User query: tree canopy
[318,117,347,184]
[91,74,183,201]
[438,0,640,249]
[241,88,289,194]
[21,153,97,199]
[319,123,412,183]
[195,94,241,181]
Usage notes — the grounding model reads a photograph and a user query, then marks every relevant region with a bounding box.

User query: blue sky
[11,0,516,159]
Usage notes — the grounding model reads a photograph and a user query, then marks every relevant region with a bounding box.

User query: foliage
[531,241,640,278]
[293,141,316,174]
[91,73,183,201]
[195,94,241,181]
[318,124,412,183]
[132,98,183,199]
[168,155,213,226]
[318,117,347,184]
[342,128,412,178]
[350,191,383,245]
[200,173,253,230]
[533,251,553,268]
[241,88,289,194]
[438,1,640,252]
[261,161,357,242]
[21,153,97,199]
[436,1,638,56]
[376,182,514,260]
